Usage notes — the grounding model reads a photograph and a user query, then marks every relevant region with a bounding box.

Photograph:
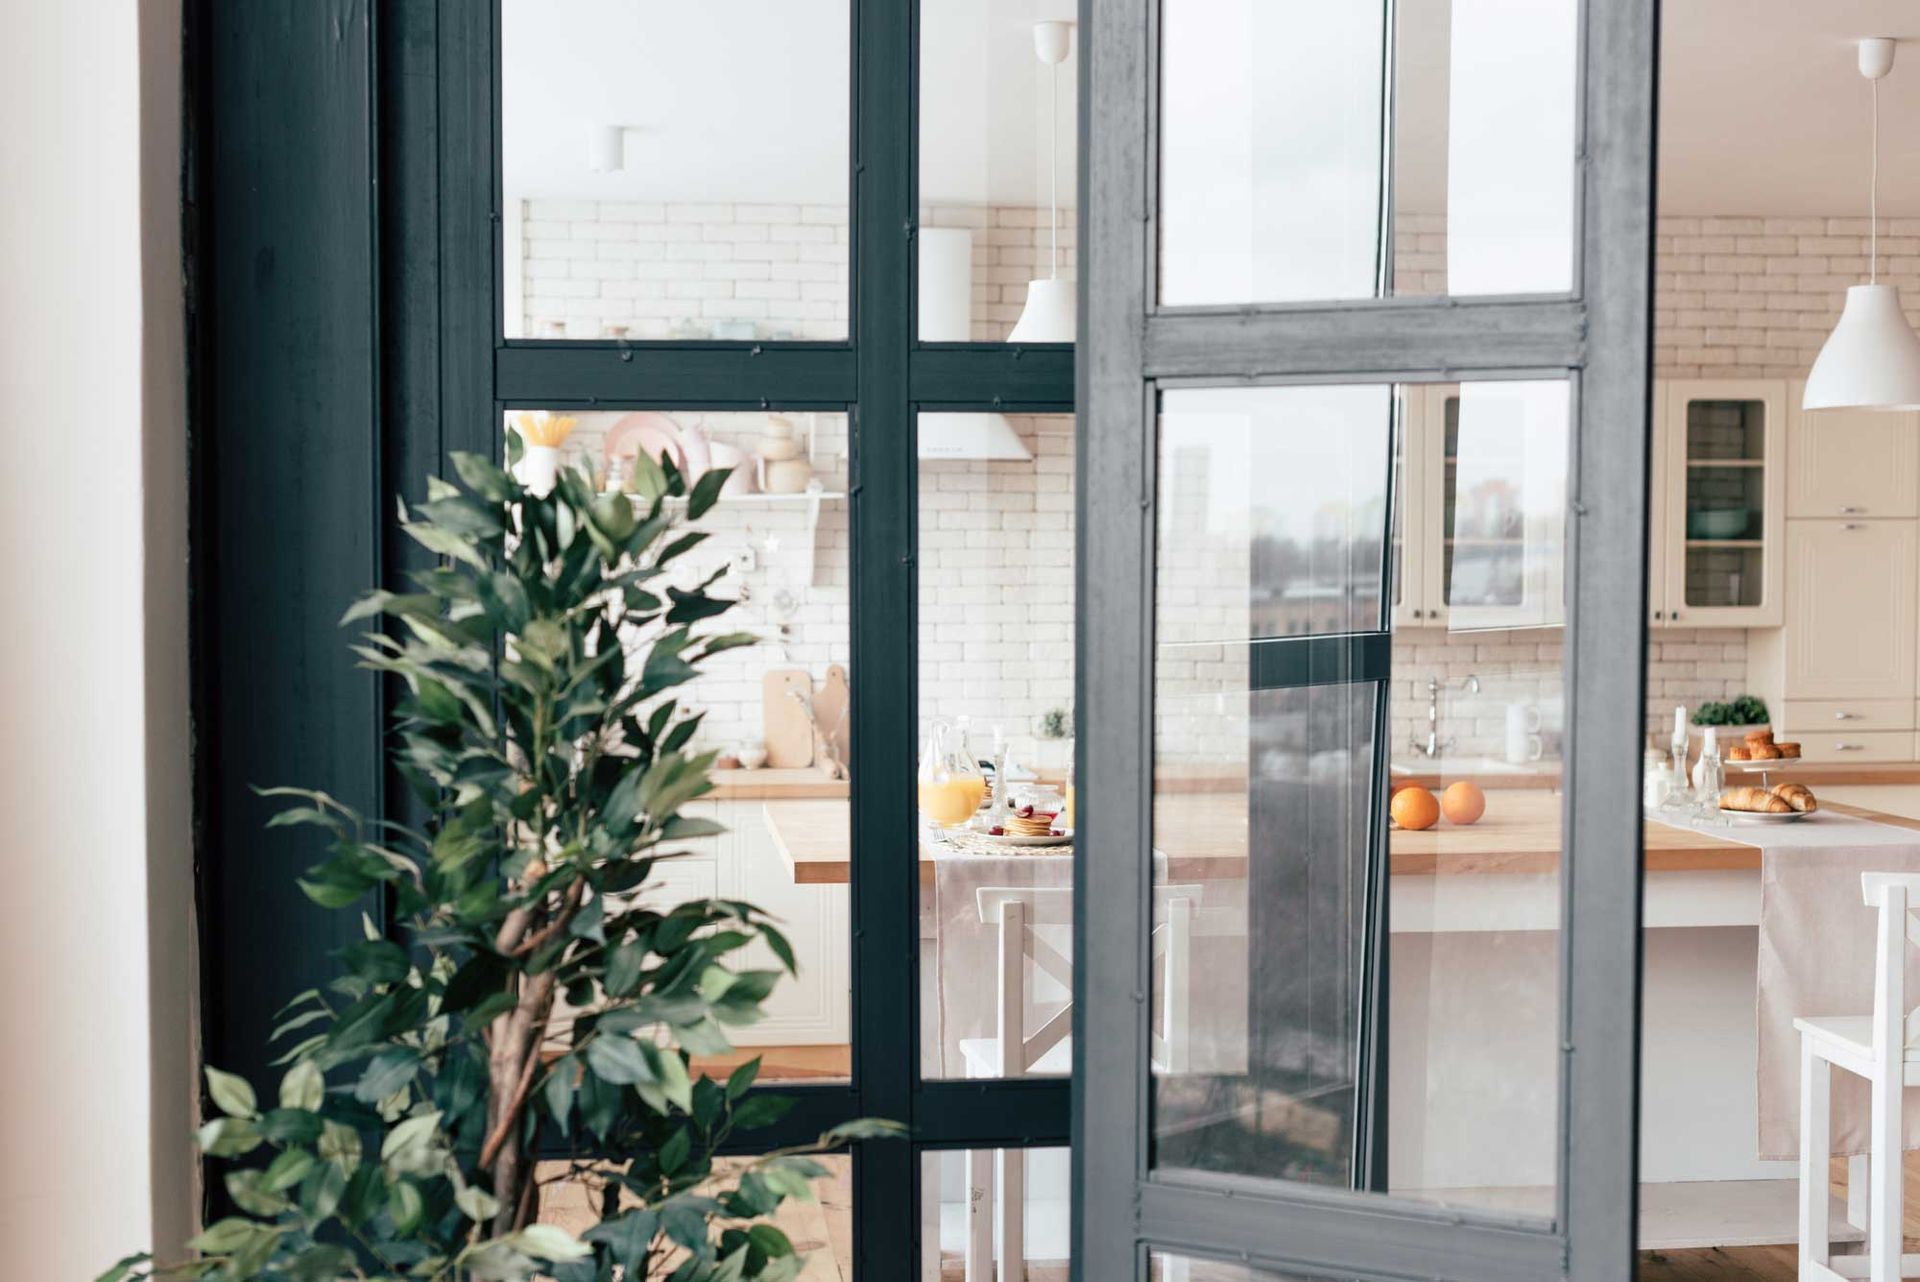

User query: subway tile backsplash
[517,206,1857,772]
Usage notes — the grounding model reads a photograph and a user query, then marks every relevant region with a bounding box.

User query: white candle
[1673,706,1687,736]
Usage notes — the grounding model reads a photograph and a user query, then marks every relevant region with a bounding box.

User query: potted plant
[102,448,896,1282]
[1691,694,1772,747]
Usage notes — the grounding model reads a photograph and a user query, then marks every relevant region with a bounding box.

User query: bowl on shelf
[1688,508,1751,540]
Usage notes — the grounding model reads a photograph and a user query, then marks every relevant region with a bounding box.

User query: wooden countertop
[762,793,1251,886]
[707,767,848,800]
[1393,762,1920,791]
[762,791,1920,885]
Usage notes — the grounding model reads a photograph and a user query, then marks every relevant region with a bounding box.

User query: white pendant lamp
[1008,21,1076,343]
[1804,38,1920,412]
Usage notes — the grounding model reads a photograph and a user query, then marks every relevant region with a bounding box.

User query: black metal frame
[189,0,1076,1264]
[473,0,1075,1273]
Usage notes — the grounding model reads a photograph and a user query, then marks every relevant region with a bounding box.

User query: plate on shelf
[1716,807,1809,824]
[1724,759,1798,773]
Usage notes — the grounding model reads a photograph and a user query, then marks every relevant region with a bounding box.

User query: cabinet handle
[1843,522,1868,530]
[1835,711,1860,720]
[1840,506,1865,515]
[1670,611,1681,621]
[1653,610,1664,620]
[1835,742,1865,751]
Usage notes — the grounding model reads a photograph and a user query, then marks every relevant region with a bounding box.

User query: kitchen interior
[507,1,1920,1279]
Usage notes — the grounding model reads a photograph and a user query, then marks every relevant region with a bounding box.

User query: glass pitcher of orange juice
[917,718,986,828]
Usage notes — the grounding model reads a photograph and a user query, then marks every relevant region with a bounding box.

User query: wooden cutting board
[762,669,816,769]
[814,664,851,774]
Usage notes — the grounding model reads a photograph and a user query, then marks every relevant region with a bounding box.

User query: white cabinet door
[1661,379,1787,628]
[1782,519,1917,702]
[1787,381,1920,519]
[714,800,850,1048]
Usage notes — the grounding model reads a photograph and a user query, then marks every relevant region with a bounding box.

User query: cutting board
[814,664,851,774]
[762,669,816,769]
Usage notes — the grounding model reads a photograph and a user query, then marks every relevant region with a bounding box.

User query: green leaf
[725,1057,760,1101]
[657,1126,690,1174]
[584,1033,652,1086]
[443,951,510,1012]
[605,940,647,997]
[685,466,731,520]
[196,1116,262,1158]
[224,1170,289,1218]
[391,1178,426,1233]
[341,938,412,985]
[93,1252,151,1282]
[258,1107,324,1145]
[508,1225,592,1264]
[354,1047,423,1105]
[583,1209,659,1269]
[300,1155,349,1220]
[262,1146,317,1193]
[824,1117,910,1143]
[204,1066,258,1119]
[279,1059,325,1112]
[189,1218,261,1255]
[747,1224,794,1258]
[455,1183,501,1223]
[451,450,513,502]
[380,1109,444,1177]
[543,1056,576,1134]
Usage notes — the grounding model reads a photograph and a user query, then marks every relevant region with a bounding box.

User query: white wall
[0,0,194,1273]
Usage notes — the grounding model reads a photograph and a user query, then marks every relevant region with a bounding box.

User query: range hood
[917,412,1033,461]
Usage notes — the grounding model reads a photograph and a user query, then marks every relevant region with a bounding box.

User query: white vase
[518,445,560,498]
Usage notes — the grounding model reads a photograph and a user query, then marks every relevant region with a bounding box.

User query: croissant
[1771,783,1817,813]
[1746,729,1775,745]
[1728,745,1752,761]
[1749,743,1782,760]
[1719,786,1773,811]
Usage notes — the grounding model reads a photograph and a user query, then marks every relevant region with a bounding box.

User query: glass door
[1074,1,1656,1280]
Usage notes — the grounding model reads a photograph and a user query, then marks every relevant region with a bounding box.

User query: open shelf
[1685,539,1764,548]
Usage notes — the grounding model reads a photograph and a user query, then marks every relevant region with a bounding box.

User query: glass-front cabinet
[1395,383,1569,630]
[1650,379,1787,628]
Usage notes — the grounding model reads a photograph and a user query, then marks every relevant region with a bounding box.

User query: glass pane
[1682,400,1768,608]
[502,2,850,340]
[921,1147,1068,1279]
[1158,0,1577,307]
[1440,383,1570,628]
[511,410,851,1085]
[918,414,1077,1079]
[1152,383,1566,1221]
[919,2,1080,342]
[1149,1255,1339,1282]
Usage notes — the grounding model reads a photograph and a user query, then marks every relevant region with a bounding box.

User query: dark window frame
[432,0,1078,1275]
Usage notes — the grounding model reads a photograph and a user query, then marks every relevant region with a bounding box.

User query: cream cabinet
[714,799,850,1048]
[1649,379,1787,628]
[1753,519,1917,704]
[1393,383,1568,630]
[1785,380,1920,519]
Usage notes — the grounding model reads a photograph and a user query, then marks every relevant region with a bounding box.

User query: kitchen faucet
[1410,673,1481,758]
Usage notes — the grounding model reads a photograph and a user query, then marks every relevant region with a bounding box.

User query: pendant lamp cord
[1048,57,1059,281]
[1872,74,1881,283]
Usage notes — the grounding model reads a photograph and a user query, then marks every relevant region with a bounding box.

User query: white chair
[954,885,1203,1282]
[1797,872,1920,1282]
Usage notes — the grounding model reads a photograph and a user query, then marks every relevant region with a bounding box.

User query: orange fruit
[1441,780,1487,825]
[1390,787,1440,831]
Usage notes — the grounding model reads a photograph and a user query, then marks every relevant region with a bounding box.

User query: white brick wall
[519,199,1075,342]
[528,209,1863,770]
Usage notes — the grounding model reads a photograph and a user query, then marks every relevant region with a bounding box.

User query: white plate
[975,829,1074,847]
[1716,807,1810,824]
